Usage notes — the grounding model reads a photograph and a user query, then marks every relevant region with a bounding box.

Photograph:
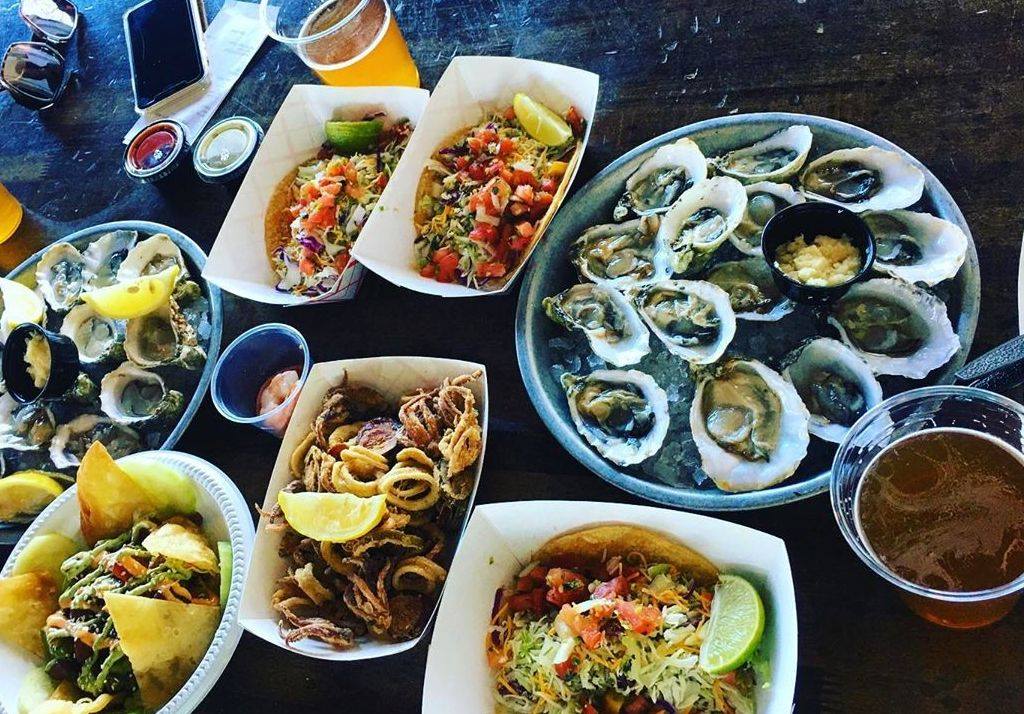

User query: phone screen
[125,0,205,110]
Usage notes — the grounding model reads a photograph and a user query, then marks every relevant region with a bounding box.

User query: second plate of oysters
[517,112,979,510]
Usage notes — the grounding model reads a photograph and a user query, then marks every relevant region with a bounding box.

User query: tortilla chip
[0,572,58,658]
[142,523,218,573]
[104,594,220,710]
[77,442,155,545]
[535,524,720,586]
[264,167,298,261]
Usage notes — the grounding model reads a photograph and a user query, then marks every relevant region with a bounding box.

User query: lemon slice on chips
[0,471,65,521]
[81,265,179,319]
[277,492,387,543]
[513,93,573,146]
[0,277,45,337]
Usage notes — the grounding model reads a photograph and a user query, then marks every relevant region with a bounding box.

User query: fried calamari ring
[341,444,389,477]
[327,421,365,455]
[331,463,383,498]
[391,556,447,594]
[302,444,336,492]
[290,431,316,479]
[379,449,439,511]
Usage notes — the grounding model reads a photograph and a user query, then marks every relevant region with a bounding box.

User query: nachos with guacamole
[0,442,231,714]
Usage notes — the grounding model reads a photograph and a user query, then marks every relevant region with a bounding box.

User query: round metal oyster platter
[516,112,979,511]
[1,221,223,533]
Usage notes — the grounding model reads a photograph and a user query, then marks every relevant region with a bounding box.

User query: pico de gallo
[270,116,413,297]
[487,556,757,714]
[414,101,583,288]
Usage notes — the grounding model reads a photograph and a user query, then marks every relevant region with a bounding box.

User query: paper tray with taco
[0,443,232,714]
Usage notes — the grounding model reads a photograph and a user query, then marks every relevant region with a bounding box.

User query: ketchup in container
[123,119,190,183]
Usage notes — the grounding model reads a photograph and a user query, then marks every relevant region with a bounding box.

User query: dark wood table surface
[2,0,1023,711]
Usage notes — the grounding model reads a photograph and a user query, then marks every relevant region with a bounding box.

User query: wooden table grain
[2,0,1023,711]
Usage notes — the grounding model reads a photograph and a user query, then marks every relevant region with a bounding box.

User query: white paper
[351,55,600,298]
[422,501,798,713]
[239,357,489,660]
[123,0,271,144]
[203,85,430,306]
[0,451,254,714]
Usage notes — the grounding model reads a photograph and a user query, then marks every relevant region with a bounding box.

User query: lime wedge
[278,491,387,543]
[699,574,766,675]
[0,278,45,337]
[324,120,382,154]
[218,541,232,606]
[81,265,179,319]
[513,93,572,146]
[0,471,65,521]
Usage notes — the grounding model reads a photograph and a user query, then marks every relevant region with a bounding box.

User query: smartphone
[123,0,210,113]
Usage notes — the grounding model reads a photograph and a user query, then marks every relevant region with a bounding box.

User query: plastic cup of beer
[832,386,1024,629]
[260,0,419,87]
[0,182,23,244]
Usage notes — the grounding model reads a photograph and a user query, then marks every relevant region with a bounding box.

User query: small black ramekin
[2,323,81,403]
[761,201,876,307]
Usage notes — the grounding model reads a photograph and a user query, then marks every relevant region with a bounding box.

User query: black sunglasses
[1,0,79,110]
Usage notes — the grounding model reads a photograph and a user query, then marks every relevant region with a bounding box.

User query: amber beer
[0,182,23,245]
[298,0,418,86]
[855,428,1024,628]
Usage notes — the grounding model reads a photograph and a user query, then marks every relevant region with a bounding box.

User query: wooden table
[2,0,1022,711]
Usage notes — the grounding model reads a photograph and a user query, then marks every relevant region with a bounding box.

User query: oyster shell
[83,229,138,289]
[35,243,87,311]
[629,279,736,364]
[100,362,185,425]
[800,146,924,212]
[543,283,651,367]
[862,210,967,286]
[562,369,669,466]
[705,258,794,322]
[690,358,810,492]
[711,125,813,183]
[117,233,188,281]
[613,138,708,220]
[828,278,958,378]
[782,338,883,443]
[657,176,747,274]
[49,414,141,469]
[573,215,670,291]
[729,181,804,256]
[124,296,206,370]
[60,303,124,363]
[0,394,56,451]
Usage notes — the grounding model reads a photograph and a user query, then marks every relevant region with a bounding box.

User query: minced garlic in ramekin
[774,233,862,287]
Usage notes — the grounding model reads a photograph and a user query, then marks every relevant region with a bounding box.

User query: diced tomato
[299,254,316,276]
[534,191,554,208]
[374,173,389,190]
[469,223,498,244]
[511,169,538,188]
[110,562,132,583]
[553,657,576,679]
[344,183,364,200]
[475,261,507,279]
[467,163,487,182]
[515,221,535,239]
[333,251,349,272]
[508,202,529,218]
[593,575,631,600]
[306,205,335,230]
[540,177,559,193]
[454,155,470,170]
[507,587,546,614]
[326,162,344,177]
[467,136,484,154]
[432,247,460,283]
[566,105,584,136]
[545,568,589,607]
[299,182,321,200]
[513,184,534,204]
[477,127,498,145]
[499,168,515,185]
[497,137,516,156]
[319,181,342,196]
[615,600,662,635]
[581,704,598,714]
[419,263,436,278]
[503,106,517,120]
[484,159,505,178]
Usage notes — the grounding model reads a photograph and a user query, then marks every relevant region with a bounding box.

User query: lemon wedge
[81,265,179,319]
[0,278,44,338]
[117,454,197,517]
[513,93,573,146]
[12,533,80,581]
[0,471,65,521]
[277,491,387,543]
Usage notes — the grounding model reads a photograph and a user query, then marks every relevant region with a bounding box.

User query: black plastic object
[2,322,80,402]
[0,41,69,110]
[955,334,1024,393]
[761,201,876,307]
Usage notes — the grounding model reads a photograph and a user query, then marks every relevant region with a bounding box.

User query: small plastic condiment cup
[211,323,310,437]
[1,323,80,402]
[761,201,876,307]
[123,119,192,184]
[831,385,1024,629]
[192,116,264,184]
